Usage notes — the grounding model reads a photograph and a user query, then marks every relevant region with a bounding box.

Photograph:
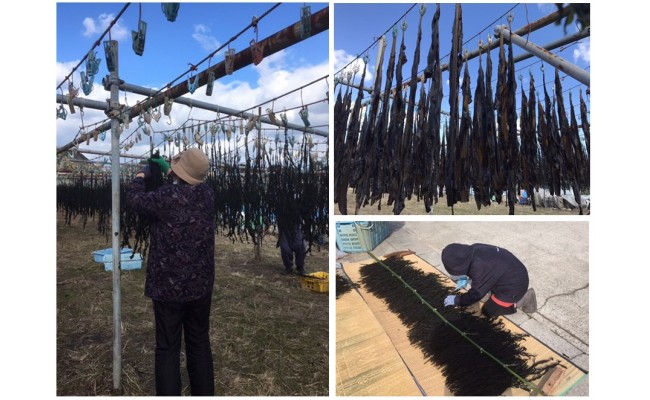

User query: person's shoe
[280,268,293,275]
[517,288,537,313]
[296,268,307,276]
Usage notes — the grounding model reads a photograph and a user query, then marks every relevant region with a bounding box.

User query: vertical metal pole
[255,107,263,260]
[106,41,123,393]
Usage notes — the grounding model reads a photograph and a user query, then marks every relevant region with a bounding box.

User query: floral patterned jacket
[127,177,215,302]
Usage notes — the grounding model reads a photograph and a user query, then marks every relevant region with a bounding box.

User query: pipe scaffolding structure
[55,80,328,154]
[337,6,583,94]
[494,25,590,86]
[56,6,329,392]
[57,6,329,154]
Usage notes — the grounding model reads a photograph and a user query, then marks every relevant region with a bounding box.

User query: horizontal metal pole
[76,148,144,159]
[512,28,590,64]
[57,6,329,155]
[56,95,109,111]
[495,25,590,86]
[121,83,328,137]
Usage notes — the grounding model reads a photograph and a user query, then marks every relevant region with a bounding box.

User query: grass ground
[56,211,328,396]
[336,188,585,215]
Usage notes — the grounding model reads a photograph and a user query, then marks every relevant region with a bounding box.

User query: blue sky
[56,2,329,165]
[334,3,590,126]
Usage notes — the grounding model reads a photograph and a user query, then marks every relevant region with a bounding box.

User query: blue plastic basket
[335,222,389,253]
[92,247,143,271]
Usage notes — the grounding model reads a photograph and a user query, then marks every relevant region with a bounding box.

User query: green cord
[366,251,546,396]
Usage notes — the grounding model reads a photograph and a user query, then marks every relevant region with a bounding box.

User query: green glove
[148,156,170,174]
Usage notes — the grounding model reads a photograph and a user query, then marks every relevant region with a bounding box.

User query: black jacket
[441,243,529,306]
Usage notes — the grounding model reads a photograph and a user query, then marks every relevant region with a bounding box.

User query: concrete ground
[336,221,589,396]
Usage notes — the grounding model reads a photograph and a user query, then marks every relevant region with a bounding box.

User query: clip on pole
[57,104,68,120]
[187,73,199,94]
[225,48,235,75]
[80,71,94,95]
[300,5,311,39]
[300,106,310,128]
[161,3,180,22]
[206,71,215,96]
[86,49,101,77]
[132,20,147,56]
[104,40,118,72]
[250,17,263,65]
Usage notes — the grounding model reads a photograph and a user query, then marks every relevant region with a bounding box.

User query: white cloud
[573,41,590,64]
[82,13,128,41]
[82,17,98,36]
[537,3,556,14]
[192,24,221,53]
[56,50,329,162]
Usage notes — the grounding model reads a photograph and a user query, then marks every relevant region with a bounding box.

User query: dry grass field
[57,211,329,396]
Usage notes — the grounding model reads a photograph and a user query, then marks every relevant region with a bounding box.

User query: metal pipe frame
[494,25,590,86]
[57,6,329,155]
[338,7,575,94]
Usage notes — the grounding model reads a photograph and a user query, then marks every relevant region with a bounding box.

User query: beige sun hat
[170,148,209,185]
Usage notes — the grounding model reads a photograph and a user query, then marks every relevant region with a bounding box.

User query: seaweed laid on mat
[336,273,358,299]
[359,255,560,396]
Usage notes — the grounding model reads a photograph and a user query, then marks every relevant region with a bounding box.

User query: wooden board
[336,272,423,396]
[337,253,587,396]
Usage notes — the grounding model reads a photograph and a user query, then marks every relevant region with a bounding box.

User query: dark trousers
[152,296,214,396]
[279,232,306,270]
[481,296,517,318]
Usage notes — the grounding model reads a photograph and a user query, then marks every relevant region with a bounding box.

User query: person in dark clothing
[278,223,307,276]
[127,148,215,396]
[441,243,537,318]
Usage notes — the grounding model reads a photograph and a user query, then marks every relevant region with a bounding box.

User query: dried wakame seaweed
[336,273,358,299]
[359,255,559,396]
